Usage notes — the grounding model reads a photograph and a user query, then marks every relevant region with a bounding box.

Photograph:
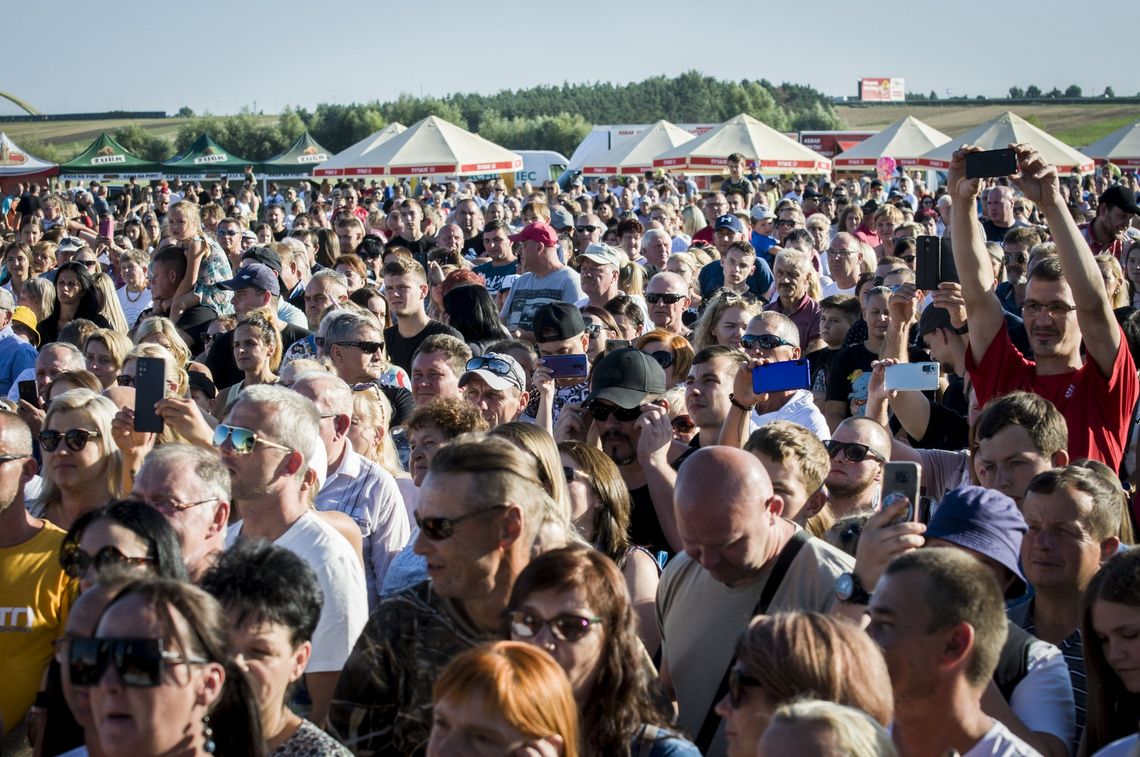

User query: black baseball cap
[588,347,667,409]
[532,302,585,343]
[1100,185,1140,215]
[917,304,954,337]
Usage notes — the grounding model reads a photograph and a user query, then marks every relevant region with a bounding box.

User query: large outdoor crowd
[2,142,1140,757]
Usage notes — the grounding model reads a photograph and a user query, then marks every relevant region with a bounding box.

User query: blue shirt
[0,330,36,396]
[698,257,774,300]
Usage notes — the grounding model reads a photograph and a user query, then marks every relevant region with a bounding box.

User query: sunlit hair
[749,310,800,349]
[735,612,893,726]
[432,641,579,757]
[125,343,189,398]
[164,200,202,239]
[40,389,125,510]
[133,316,192,368]
[22,275,55,321]
[691,290,761,352]
[765,699,897,757]
[84,328,133,378]
[234,307,282,372]
[490,422,571,525]
[100,577,265,757]
[232,385,319,479]
[556,440,633,565]
[508,545,673,755]
[635,329,694,383]
[89,273,128,333]
[1095,253,1130,309]
[350,384,405,477]
[1081,550,1140,755]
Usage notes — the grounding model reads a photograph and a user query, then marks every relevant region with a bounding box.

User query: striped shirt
[1014,599,1087,752]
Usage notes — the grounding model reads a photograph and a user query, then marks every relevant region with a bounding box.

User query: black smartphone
[915,236,959,289]
[542,353,589,380]
[882,461,922,524]
[965,148,1017,179]
[18,380,39,408]
[133,357,166,433]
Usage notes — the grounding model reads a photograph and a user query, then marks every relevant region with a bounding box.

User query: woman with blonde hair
[31,239,58,275]
[32,389,125,529]
[428,641,579,757]
[758,699,897,757]
[133,315,193,368]
[213,307,281,418]
[490,421,572,525]
[680,204,707,238]
[120,343,190,397]
[349,383,416,507]
[636,329,695,388]
[715,612,893,757]
[91,272,130,333]
[19,275,55,322]
[691,290,761,351]
[1095,253,1131,310]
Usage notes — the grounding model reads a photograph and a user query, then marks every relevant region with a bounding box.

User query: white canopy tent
[313,123,407,177]
[579,120,694,176]
[652,113,831,175]
[918,111,1094,174]
[833,116,951,170]
[1082,122,1140,168]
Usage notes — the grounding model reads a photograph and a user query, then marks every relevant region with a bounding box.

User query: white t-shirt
[1009,639,1075,748]
[117,286,153,331]
[963,720,1042,757]
[751,389,831,440]
[226,512,367,673]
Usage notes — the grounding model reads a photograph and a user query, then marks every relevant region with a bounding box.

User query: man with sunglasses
[996,227,1043,315]
[460,352,529,428]
[329,436,546,755]
[325,311,415,426]
[659,446,854,757]
[215,217,243,269]
[822,417,891,518]
[951,145,1139,470]
[645,271,693,337]
[220,385,367,725]
[0,410,72,741]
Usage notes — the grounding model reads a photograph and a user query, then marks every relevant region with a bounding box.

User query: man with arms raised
[658,446,854,756]
[952,144,1138,469]
[684,345,746,449]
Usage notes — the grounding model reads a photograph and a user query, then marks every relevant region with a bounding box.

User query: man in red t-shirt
[950,144,1138,471]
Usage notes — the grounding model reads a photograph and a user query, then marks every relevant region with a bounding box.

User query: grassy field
[835,103,1140,147]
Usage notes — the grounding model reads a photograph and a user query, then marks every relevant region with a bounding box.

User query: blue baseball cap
[925,485,1028,598]
[714,214,745,234]
[217,262,280,296]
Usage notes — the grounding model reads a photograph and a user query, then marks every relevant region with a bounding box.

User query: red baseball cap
[509,221,558,247]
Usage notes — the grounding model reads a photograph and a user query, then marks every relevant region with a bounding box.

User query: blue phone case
[752,359,811,393]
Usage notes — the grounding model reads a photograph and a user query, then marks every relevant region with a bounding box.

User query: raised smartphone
[881,461,922,524]
[965,148,1016,179]
[752,359,811,394]
[133,357,166,433]
[884,362,941,392]
[542,353,589,380]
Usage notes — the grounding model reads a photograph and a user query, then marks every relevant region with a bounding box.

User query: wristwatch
[835,572,872,605]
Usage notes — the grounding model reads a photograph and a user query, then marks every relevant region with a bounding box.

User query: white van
[501,150,568,192]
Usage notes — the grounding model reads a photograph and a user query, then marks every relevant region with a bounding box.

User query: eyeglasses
[585,399,642,422]
[39,429,100,452]
[740,333,794,351]
[575,225,597,233]
[147,497,219,515]
[332,340,384,354]
[646,350,674,369]
[115,374,135,387]
[1021,301,1077,319]
[465,355,523,390]
[1003,252,1029,264]
[508,611,603,643]
[728,666,764,709]
[827,248,857,257]
[65,637,207,688]
[414,505,508,541]
[774,219,798,228]
[824,440,887,464]
[899,254,916,264]
[645,292,686,305]
[212,423,293,455]
[671,414,696,434]
[60,545,154,579]
[216,229,240,236]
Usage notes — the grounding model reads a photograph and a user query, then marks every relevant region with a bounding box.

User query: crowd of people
[1,142,1140,757]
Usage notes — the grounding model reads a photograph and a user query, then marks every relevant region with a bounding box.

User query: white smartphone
[884,362,940,392]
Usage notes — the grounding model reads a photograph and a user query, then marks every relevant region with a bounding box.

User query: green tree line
[106,71,843,162]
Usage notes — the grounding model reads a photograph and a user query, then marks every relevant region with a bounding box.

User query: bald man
[982,185,1016,243]
[645,271,692,336]
[656,446,854,757]
[823,416,891,518]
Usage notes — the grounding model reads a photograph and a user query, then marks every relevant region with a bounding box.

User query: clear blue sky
[6,0,1138,116]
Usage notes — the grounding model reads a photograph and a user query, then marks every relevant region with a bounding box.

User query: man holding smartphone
[526,302,591,430]
[950,144,1138,470]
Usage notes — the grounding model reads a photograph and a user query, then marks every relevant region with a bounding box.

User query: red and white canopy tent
[652,113,831,175]
[918,111,1094,175]
[312,123,407,177]
[0,132,58,192]
[833,116,951,170]
[580,119,694,176]
[1082,122,1140,168]
[314,116,521,178]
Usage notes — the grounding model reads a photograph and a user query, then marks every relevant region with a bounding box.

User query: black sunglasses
[332,340,384,354]
[774,219,797,228]
[465,355,523,390]
[575,225,597,233]
[824,440,887,463]
[115,374,134,387]
[60,545,154,579]
[585,399,642,423]
[65,637,207,688]
[414,505,508,541]
[671,414,696,434]
[647,350,674,369]
[740,334,793,351]
[645,292,685,305]
[39,428,100,453]
[728,666,764,709]
[508,610,603,642]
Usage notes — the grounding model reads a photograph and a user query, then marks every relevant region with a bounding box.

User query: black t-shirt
[463,234,486,258]
[383,320,463,375]
[806,346,840,397]
[826,341,928,416]
[175,303,218,357]
[626,447,697,561]
[981,218,1014,243]
[207,322,311,390]
[387,235,432,268]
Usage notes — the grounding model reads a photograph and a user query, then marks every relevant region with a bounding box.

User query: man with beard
[821,416,890,517]
[578,347,693,559]
[995,227,1043,315]
[1081,184,1139,258]
[951,144,1138,470]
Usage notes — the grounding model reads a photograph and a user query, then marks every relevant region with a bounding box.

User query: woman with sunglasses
[213,308,281,419]
[635,330,694,388]
[38,262,112,345]
[428,641,579,757]
[85,577,264,757]
[580,306,620,364]
[507,545,698,756]
[60,500,186,593]
[441,284,510,357]
[714,612,893,757]
[557,441,661,658]
[201,540,351,756]
[32,389,124,530]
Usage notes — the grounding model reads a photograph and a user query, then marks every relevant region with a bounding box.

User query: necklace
[124,286,145,303]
